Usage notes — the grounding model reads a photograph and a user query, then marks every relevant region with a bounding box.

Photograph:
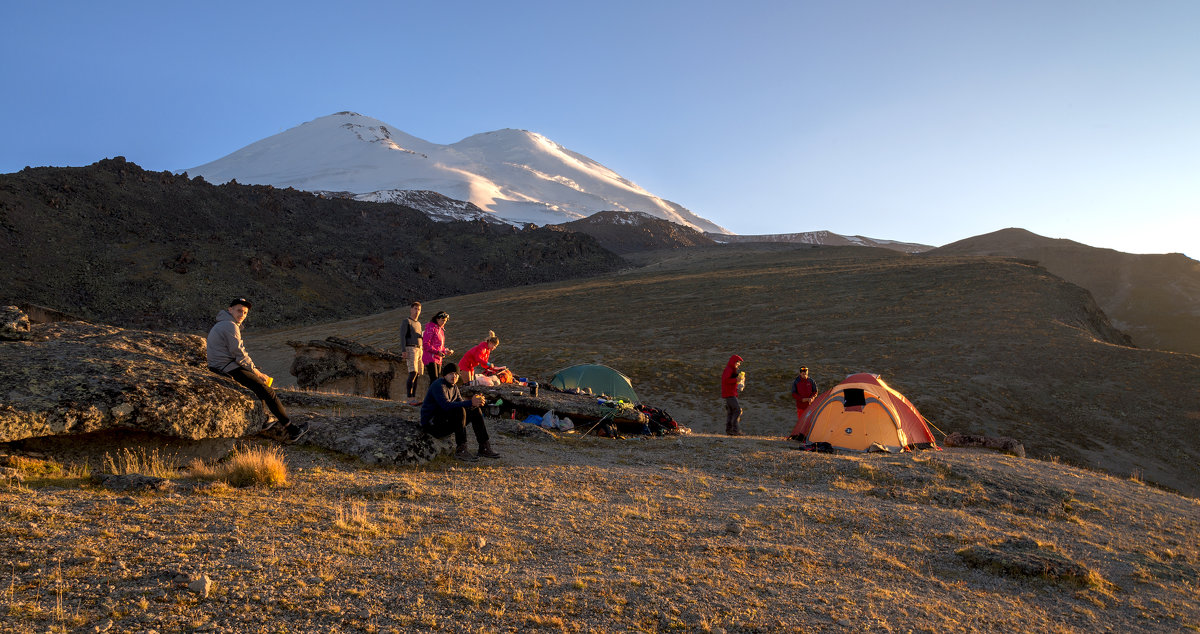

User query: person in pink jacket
[459,331,501,381]
[421,311,454,387]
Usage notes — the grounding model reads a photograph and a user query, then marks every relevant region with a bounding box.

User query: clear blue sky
[2,1,1197,257]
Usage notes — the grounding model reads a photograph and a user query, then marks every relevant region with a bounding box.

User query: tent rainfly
[790,373,937,452]
[549,364,639,402]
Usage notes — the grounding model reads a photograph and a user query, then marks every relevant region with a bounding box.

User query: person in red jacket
[791,366,817,426]
[720,354,744,436]
[458,330,502,382]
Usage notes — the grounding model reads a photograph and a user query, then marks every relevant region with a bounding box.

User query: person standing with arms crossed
[401,301,424,399]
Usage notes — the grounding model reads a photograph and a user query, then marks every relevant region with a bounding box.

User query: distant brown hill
[550,210,716,254]
[0,158,625,331]
[255,244,1200,496]
[932,228,1200,355]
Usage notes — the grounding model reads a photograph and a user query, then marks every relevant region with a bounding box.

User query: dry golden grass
[101,447,179,478]
[185,444,289,487]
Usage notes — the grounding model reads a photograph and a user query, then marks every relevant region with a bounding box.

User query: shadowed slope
[933,228,1200,355]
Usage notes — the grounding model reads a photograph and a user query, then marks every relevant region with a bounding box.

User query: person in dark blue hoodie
[420,363,500,461]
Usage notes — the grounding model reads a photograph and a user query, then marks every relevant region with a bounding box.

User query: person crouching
[420,363,501,461]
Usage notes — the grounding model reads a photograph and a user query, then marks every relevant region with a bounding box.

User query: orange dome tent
[790,373,937,452]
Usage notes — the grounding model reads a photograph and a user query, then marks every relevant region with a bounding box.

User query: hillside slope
[0,158,625,331]
[932,228,1200,355]
[255,244,1200,495]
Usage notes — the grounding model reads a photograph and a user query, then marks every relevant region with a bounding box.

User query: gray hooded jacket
[206,309,255,373]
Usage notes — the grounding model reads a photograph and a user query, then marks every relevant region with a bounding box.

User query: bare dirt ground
[3,406,1199,633]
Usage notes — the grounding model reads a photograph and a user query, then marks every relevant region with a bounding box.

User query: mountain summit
[183,112,727,233]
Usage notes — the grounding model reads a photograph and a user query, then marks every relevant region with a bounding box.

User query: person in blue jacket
[420,363,500,460]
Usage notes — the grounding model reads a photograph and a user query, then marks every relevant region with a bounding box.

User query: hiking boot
[477,442,501,459]
[454,444,478,462]
[285,422,309,444]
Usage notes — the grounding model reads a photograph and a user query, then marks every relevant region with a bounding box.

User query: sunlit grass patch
[102,447,179,478]
[187,444,288,487]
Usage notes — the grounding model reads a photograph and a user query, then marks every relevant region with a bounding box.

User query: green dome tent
[549,364,639,402]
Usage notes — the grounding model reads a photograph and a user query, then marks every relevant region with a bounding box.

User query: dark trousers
[224,367,290,425]
[424,407,488,446]
[724,396,742,433]
[424,362,441,395]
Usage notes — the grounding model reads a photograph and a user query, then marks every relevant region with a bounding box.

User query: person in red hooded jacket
[458,330,501,382]
[720,354,744,435]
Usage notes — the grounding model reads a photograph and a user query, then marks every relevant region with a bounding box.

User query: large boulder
[0,310,269,442]
[288,337,407,400]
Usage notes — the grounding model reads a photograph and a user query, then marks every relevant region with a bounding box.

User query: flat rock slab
[297,413,454,465]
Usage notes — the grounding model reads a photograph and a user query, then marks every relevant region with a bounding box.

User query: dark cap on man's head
[229,297,253,309]
[442,362,458,376]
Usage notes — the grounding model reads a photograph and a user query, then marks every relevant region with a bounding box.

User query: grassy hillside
[934,228,1200,355]
[253,244,1200,495]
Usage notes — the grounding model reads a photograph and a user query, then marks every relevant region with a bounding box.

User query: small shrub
[210,445,289,487]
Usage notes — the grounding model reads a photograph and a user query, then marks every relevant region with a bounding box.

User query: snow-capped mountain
[706,230,933,253]
[183,112,727,233]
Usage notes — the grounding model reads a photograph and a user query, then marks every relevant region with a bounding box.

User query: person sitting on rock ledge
[420,363,500,461]
[206,297,308,443]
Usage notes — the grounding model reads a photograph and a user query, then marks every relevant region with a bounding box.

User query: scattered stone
[725,520,744,536]
[187,573,213,598]
[0,466,24,483]
[944,432,1025,458]
[93,619,113,632]
[476,536,487,550]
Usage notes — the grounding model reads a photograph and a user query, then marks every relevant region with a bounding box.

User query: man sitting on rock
[206,297,308,443]
[420,363,500,461]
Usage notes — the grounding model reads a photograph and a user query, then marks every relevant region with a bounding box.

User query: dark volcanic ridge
[0,158,626,332]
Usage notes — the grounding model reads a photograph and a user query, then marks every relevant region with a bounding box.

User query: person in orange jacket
[720,354,744,436]
[458,330,502,382]
[791,366,817,426]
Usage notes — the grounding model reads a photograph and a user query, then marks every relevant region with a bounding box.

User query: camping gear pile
[790,373,938,453]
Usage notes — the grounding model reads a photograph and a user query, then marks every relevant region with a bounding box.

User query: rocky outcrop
[301,413,453,465]
[288,337,408,400]
[0,309,269,443]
